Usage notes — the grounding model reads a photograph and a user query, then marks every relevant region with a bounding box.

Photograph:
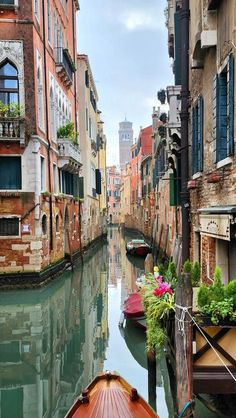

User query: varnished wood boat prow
[65,371,158,417]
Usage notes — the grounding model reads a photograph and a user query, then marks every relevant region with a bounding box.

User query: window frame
[0,155,22,191]
[0,60,19,107]
[0,215,21,238]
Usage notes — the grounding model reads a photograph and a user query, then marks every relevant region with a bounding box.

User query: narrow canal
[0,227,230,417]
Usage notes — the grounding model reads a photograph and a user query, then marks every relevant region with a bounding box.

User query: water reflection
[0,227,219,418]
[0,244,108,418]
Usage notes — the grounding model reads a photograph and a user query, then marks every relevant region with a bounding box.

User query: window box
[187,179,199,190]
[206,171,222,183]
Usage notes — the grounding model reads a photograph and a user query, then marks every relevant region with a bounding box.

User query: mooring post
[145,253,154,274]
[147,349,157,412]
[175,272,193,416]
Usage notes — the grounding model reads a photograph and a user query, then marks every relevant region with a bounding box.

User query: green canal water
[0,227,233,417]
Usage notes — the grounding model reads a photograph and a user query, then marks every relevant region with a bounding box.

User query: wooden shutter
[198,96,204,171]
[78,177,84,199]
[95,169,101,194]
[218,72,228,161]
[169,173,177,206]
[228,53,234,155]
[213,75,219,163]
[192,107,197,175]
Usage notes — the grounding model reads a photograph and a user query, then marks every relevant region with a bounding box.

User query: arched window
[73,214,76,231]
[50,86,55,140]
[55,214,59,232]
[37,63,44,130]
[42,214,47,235]
[0,61,19,106]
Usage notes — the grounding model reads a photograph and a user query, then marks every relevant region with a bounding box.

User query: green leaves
[57,122,77,142]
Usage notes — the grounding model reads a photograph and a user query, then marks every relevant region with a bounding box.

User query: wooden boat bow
[66,371,158,418]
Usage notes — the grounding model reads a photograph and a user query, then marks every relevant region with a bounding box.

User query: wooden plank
[194,328,229,362]
[198,328,236,368]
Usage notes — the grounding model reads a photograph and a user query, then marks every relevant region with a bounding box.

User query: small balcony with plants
[0,102,25,146]
[57,122,81,171]
[54,48,76,87]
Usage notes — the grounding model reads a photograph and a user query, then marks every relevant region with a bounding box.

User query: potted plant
[196,267,236,325]
[57,122,77,143]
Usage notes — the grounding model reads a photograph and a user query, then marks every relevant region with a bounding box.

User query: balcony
[167,85,181,135]
[57,139,81,173]
[54,48,75,87]
[0,118,25,146]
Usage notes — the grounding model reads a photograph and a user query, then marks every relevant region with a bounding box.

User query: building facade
[188,0,236,283]
[106,166,121,225]
[77,54,105,247]
[0,0,82,282]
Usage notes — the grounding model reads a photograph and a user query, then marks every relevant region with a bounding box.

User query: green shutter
[228,53,234,155]
[218,71,228,161]
[198,96,204,171]
[170,173,177,206]
[78,177,84,199]
[213,75,219,163]
[0,157,21,189]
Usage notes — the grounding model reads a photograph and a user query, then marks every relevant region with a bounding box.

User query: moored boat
[126,239,151,256]
[123,292,144,319]
[65,371,158,417]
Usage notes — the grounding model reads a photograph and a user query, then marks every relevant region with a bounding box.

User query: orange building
[0,1,82,285]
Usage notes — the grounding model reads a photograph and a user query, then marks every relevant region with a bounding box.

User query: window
[73,214,76,231]
[35,0,40,22]
[60,170,78,196]
[55,214,59,233]
[0,157,21,189]
[0,61,19,106]
[53,163,58,193]
[40,156,45,191]
[47,1,52,44]
[37,53,45,130]
[42,214,47,235]
[91,164,96,196]
[213,54,234,163]
[86,108,88,131]
[192,96,204,174]
[89,117,92,138]
[0,217,19,236]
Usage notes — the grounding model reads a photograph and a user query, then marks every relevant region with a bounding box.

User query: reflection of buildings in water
[0,245,108,418]
[108,227,122,285]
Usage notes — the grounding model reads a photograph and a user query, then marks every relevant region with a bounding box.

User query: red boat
[126,239,151,256]
[65,371,158,418]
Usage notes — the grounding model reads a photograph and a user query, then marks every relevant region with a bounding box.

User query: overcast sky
[77,0,173,165]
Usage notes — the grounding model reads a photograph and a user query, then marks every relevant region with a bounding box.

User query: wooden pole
[147,349,157,412]
[175,272,193,416]
[145,253,154,274]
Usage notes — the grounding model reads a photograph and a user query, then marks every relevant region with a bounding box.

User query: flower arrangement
[142,263,176,353]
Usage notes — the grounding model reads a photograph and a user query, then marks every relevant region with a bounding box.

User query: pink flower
[155,275,163,283]
[153,282,173,297]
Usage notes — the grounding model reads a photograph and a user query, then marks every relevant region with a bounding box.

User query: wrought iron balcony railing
[54,48,75,86]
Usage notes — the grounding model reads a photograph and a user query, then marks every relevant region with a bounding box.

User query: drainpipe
[72,0,78,136]
[42,0,53,251]
[180,0,190,263]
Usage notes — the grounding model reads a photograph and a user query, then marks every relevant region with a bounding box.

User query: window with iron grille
[0,217,19,236]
